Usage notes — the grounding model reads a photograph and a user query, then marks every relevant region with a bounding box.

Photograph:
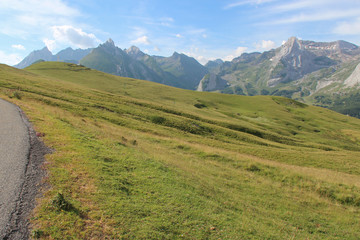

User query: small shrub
[246,164,261,172]
[12,91,23,99]
[150,116,166,124]
[7,89,23,99]
[194,103,207,109]
[31,229,44,239]
[51,192,72,211]
[316,186,336,200]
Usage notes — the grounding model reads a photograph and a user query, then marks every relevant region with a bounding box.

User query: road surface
[0,99,49,239]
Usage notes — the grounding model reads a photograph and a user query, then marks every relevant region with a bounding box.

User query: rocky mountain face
[80,39,161,83]
[14,47,54,69]
[81,40,208,90]
[14,47,93,68]
[198,37,360,118]
[56,47,92,63]
[13,37,360,117]
[197,73,228,91]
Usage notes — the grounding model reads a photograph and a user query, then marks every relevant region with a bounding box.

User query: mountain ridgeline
[80,39,208,90]
[198,37,360,118]
[14,37,360,117]
[14,47,92,68]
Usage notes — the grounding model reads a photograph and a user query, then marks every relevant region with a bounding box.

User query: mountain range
[14,37,360,117]
[14,47,92,69]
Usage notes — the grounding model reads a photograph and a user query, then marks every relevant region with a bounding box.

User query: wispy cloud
[334,18,360,35]
[0,0,79,17]
[0,50,22,65]
[268,9,360,25]
[224,0,276,9]
[0,0,79,36]
[260,0,360,25]
[11,44,25,50]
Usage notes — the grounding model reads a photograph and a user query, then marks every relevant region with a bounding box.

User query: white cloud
[334,18,360,35]
[11,44,25,50]
[154,46,160,52]
[159,17,174,26]
[176,34,183,38]
[255,40,276,50]
[223,46,248,61]
[50,25,100,49]
[182,51,208,65]
[43,38,56,52]
[0,0,79,37]
[131,36,151,45]
[235,46,248,55]
[0,50,22,65]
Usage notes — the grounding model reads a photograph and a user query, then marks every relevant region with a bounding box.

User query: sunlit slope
[26,62,360,154]
[1,62,360,239]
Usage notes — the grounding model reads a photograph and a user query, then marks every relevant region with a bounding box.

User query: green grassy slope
[1,62,360,239]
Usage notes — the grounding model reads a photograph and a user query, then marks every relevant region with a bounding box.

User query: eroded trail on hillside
[0,99,49,240]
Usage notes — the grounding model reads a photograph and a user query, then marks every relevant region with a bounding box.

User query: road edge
[1,100,51,240]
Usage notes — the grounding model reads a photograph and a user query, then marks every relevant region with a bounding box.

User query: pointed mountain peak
[288,36,299,42]
[279,36,303,56]
[125,46,145,59]
[125,46,141,54]
[128,45,140,51]
[40,46,52,53]
[106,38,115,46]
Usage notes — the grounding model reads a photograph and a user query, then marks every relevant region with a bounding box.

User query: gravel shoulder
[0,99,50,240]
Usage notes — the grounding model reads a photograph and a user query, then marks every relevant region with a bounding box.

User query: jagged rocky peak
[103,38,116,48]
[205,59,224,68]
[125,46,145,58]
[107,38,115,45]
[279,36,303,56]
[172,51,180,57]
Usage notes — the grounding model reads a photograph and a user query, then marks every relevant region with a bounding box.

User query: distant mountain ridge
[13,37,360,117]
[80,39,208,90]
[14,47,93,69]
[197,37,360,118]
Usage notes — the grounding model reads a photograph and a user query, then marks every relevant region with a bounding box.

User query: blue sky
[1,0,360,65]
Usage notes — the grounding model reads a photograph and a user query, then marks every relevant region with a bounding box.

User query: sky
[1,0,360,65]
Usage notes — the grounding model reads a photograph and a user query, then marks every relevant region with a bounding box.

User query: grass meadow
[1,62,360,239]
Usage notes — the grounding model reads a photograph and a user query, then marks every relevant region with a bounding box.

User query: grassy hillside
[1,62,360,239]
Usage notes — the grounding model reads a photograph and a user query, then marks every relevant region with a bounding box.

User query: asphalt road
[0,99,49,239]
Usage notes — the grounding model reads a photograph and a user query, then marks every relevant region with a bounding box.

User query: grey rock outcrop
[197,73,228,91]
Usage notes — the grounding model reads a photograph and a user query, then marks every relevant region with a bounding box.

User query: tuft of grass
[246,164,261,172]
[51,192,72,211]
